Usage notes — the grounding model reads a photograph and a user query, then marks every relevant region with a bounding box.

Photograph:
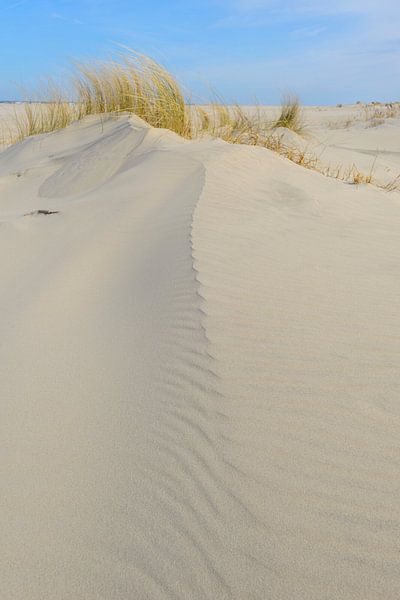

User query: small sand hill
[1,114,400,599]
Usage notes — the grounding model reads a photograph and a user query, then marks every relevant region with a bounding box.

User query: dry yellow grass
[11,51,191,142]
[74,51,191,137]
[196,103,269,145]
[4,49,399,193]
[272,94,305,134]
[13,100,78,142]
[363,102,400,121]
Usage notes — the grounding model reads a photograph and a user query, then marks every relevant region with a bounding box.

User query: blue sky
[1,0,399,103]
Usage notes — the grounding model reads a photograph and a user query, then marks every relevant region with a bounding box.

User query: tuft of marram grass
[272,94,305,134]
[12,51,192,141]
[14,100,78,142]
[10,81,79,142]
[73,52,192,137]
[197,103,270,145]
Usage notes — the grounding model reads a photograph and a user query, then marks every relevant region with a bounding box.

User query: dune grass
[363,102,400,121]
[74,52,191,136]
[272,94,305,134]
[13,100,78,142]
[327,101,400,130]
[11,51,191,142]
[3,49,399,192]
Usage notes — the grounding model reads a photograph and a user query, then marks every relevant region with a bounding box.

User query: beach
[1,108,400,599]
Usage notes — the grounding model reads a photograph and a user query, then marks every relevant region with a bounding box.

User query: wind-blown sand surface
[253,104,400,189]
[1,112,400,599]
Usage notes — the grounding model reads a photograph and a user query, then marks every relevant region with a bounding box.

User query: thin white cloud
[213,0,400,26]
[51,12,84,25]
[190,0,400,103]
[291,26,326,39]
[0,0,28,13]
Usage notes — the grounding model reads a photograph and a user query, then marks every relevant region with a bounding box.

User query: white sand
[252,104,400,189]
[1,111,400,599]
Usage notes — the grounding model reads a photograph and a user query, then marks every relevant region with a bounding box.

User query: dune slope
[1,114,400,599]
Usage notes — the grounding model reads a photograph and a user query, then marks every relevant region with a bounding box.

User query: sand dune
[1,113,400,599]
[241,105,400,189]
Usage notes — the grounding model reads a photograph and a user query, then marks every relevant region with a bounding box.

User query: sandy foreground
[1,109,400,599]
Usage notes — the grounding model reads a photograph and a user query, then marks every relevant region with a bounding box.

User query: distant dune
[1,112,400,599]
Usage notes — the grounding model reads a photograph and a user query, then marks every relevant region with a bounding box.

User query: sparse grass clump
[362,102,400,124]
[272,94,305,134]
[13,99,78,142]
[382,175,400,192]
[344,165,374,185]
[193,103,266,144]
